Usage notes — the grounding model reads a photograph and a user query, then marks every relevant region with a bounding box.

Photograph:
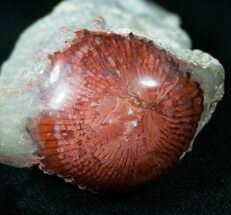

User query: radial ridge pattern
[27,30,204,191]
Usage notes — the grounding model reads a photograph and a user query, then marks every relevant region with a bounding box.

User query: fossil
[0,0,224,191]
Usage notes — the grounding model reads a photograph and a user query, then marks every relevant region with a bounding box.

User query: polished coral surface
[28,30,203,191]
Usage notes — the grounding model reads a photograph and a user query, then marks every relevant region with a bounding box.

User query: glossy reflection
[139,77,159,88]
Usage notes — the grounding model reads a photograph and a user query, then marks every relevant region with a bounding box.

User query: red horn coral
[27,30,203,191]
[0,0,224,193]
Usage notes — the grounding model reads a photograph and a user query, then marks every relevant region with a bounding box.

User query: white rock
[0,0,224,167]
